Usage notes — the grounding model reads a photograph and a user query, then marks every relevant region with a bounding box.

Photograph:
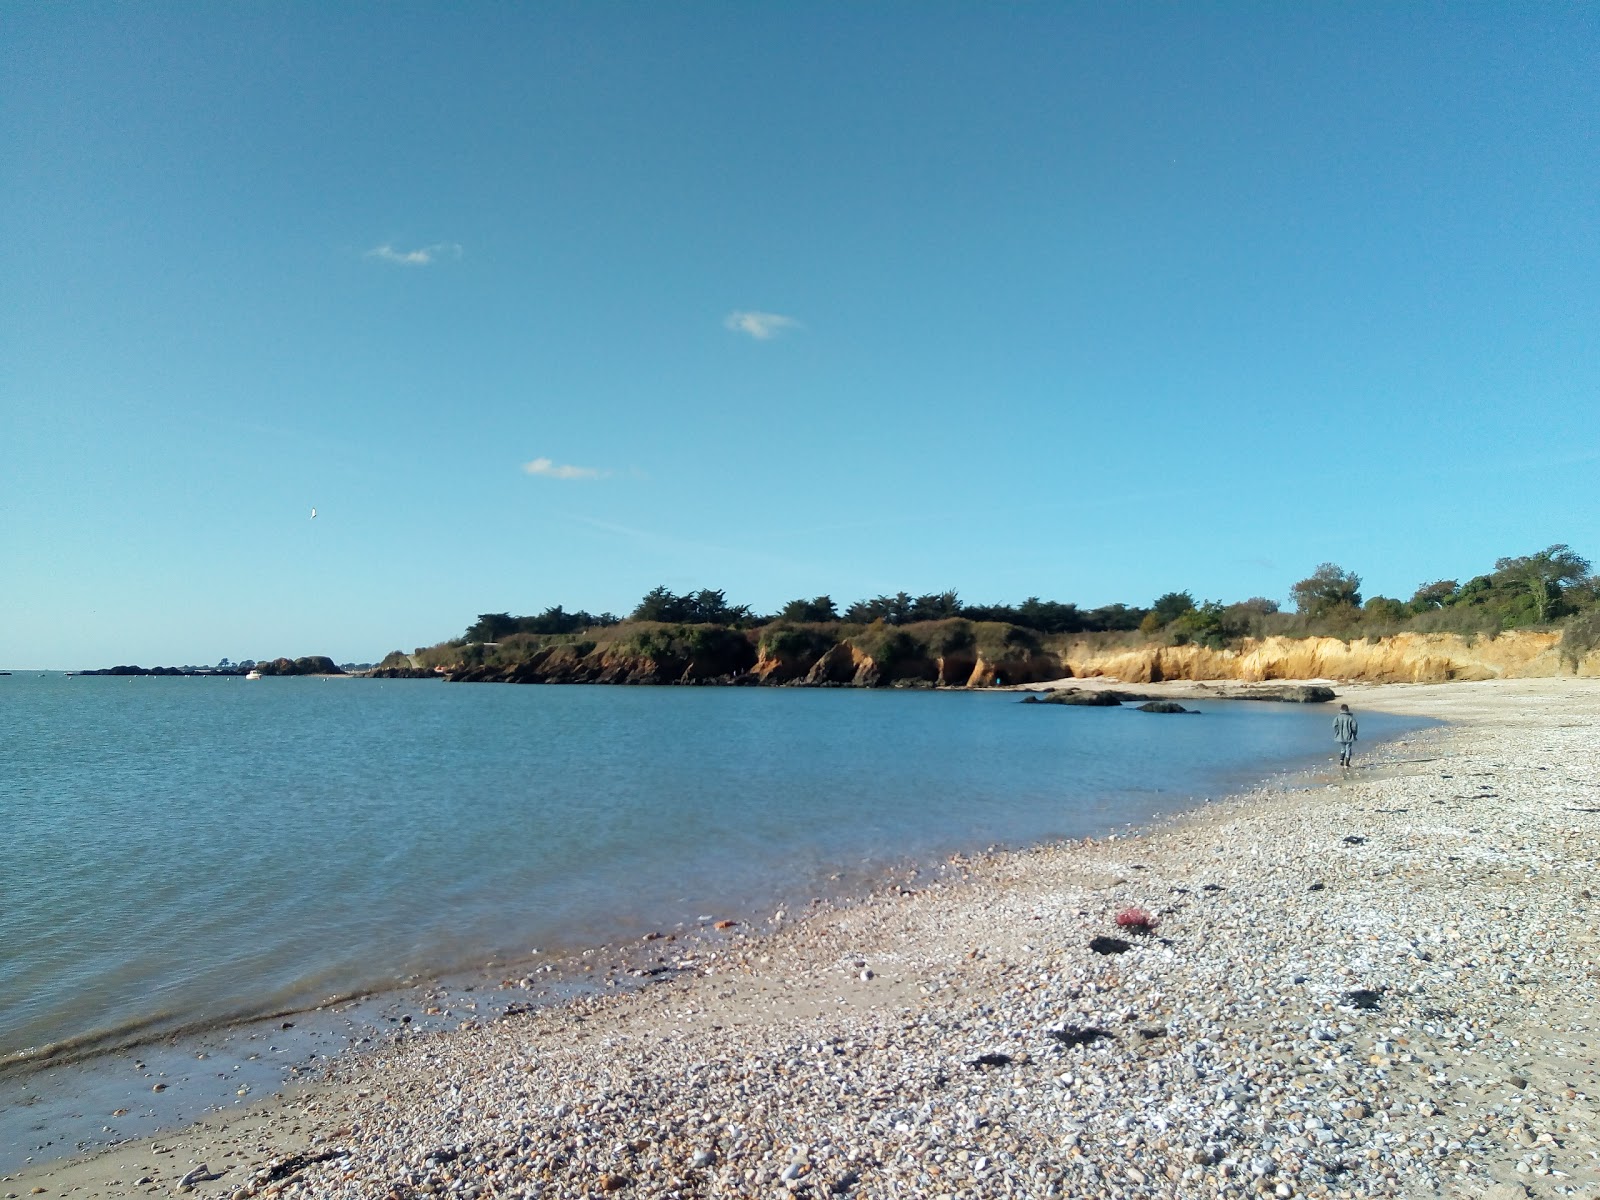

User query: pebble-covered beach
[10,678,1599,1200]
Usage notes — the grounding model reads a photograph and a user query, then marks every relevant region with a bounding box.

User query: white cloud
[523,457,609,481]
[365,242,463,266]
[724,310,801,340]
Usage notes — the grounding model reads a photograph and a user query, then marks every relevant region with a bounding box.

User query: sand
[5,677,1598,1200]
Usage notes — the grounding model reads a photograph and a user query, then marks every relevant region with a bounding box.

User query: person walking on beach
[1333,703,1358,769]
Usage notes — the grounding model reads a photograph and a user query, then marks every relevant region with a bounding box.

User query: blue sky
[3,5,1597,668]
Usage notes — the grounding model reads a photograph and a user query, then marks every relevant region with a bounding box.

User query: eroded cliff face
[1056,630,1592,684]
[442,628,1597,686]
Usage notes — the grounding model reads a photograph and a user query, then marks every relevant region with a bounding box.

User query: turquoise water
[0,674,1424,1069]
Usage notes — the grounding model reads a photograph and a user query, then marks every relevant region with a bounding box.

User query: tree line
[457,543,1596,648]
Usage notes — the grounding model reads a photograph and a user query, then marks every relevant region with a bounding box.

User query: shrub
[929,620,975,655]
[1558,609,1600,671]
[759,624,837,660]
[850,623,921,670]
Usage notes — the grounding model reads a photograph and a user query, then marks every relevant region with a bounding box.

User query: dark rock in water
[972,1052,1014,1068]
[1235,685,1337,703]
[1136,701,1194,714]
[1036,689,1126,707]
[1049,1026,1114,1047]
[1019,694,1041,704]
[1342,988,1383,1010]
[1088,935,1132,955]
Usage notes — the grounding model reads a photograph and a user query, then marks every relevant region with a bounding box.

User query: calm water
[0,674,1425,1069]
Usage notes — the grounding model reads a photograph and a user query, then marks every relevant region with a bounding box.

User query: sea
[0,672,1432,1169]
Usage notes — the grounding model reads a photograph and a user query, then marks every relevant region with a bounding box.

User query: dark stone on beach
[1088,935,1132,955]
[1201,883,1225,892]
[255,1149,348,1185]
[1308,882,1326,891]
[972,1052,1014,1067]
[1342,988,1383,1010]
[1136,701,1195,714]
[1137,1026,1167,1040]
[1342,835,1366,845]
[1049,1026,1114,1047]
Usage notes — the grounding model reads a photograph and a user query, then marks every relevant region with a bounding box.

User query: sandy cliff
[1057,629,1594,684]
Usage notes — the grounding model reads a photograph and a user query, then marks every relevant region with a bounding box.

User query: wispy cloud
[724,310,801,340]
[523,457,609,481]
[365,242,463,266]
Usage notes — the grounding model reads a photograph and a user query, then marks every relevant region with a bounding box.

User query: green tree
[464,613,519,642]
[1492,544,1593,624]
[1169,601,1228,647]
[1407,580,1458,611]
[630,586,752,625]
[1291,563,1363,616]
[1151,591,1197,624]
[631,586,682,622]
[1083,603,1148,632]
[1014,598,1084,634]
[1363,596,1407,623]
[845,593,914,624]
[777,595,839,622]
[908,590,962,622]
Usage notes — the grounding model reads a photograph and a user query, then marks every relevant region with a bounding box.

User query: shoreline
[0,687,1367,1128]
[8,678,1599,1199]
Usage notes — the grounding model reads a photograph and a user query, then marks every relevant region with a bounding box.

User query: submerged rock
[1136,701,1195,713]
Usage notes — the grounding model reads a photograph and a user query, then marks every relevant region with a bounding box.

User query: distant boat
[245,669,262,680]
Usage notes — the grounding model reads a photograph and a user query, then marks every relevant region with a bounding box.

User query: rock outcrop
[253,656,344,677]
[448,634,757,686]
[427,625,1600,689]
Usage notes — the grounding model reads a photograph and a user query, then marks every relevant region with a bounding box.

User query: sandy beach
[7,677,1599,1200]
